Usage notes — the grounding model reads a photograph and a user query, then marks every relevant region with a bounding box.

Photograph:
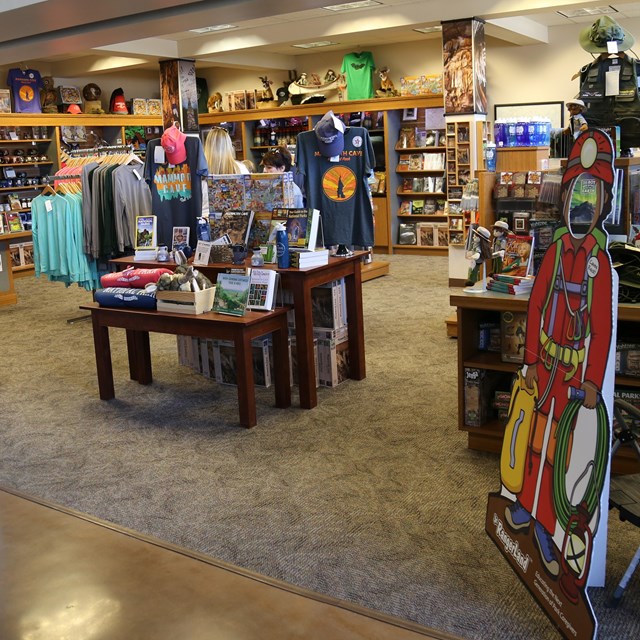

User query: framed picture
[0,89,11,113]
[494,101,564,129]
[402,108,418,121]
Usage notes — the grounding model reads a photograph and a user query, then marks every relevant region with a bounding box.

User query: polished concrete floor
[0,488,460,640]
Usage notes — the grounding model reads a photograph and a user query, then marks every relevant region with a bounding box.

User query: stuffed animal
[376,67,398,97]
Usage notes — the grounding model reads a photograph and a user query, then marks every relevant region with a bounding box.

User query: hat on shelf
[66,104,82,114]
[566,98,586,112]
[579,16,635,53]
[161,124,187,165]
[314,110,345,157]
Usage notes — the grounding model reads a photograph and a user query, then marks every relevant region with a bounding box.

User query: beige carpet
[1,253,639,639]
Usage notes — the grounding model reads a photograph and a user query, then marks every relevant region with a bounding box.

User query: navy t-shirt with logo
[295,127,374,247]
[7,68,43,113]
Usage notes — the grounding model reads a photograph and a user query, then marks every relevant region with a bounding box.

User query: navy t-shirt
[295,127,374,246]
[144,136,208,248]
[7,68,43,113]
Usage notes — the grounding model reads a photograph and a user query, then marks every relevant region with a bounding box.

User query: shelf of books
[451,290,640,475]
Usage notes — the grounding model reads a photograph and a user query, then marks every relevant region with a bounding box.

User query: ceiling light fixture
[414,26,442,34]
[556,6,618,18]
[323,1,382,12]
[292,40,338,49]
[189,24,237,33]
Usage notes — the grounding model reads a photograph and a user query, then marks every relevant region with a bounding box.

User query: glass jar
[251,248,264,267]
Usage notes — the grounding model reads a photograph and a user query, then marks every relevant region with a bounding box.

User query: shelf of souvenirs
[0,138,53,144]
[397,213,447,219]
[0,161,52,167]
[396,189,446,197]
[395,145,446,152]
[396,169,446,174]
[199,93,445,124]
[0,230,31,240]
[0,113,163,126]
[0,185,45,192]
[393,243,448,255]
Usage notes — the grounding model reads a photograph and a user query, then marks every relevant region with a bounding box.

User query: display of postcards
[436,223,448,246]
[458,170,471,186]
[416,222,434,246]
[456,147,470,165]
[402,177,414,192]
[414,128,427,147]
[398,223,417,245]
[524,184,540,199]
[398,201,412,216]
[411,199,425,215]
[527,171,542,184]
[508,184,526,198]
[397,127,415,148]
[208,175,246,212]
[408,154,424,170]
[424,200,437,214]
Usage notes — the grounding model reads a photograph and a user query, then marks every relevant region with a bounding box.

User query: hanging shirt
[340,52,375,100]
[295,127,375,247]
[144,136,208,248]
[112,164,152,252]
[6,68,43,113]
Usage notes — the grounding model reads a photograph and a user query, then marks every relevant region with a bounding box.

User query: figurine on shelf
[83,83,104,114]
[464,225,492,288]
[490,219,510,274]
[40,76,58,113]
[259,76,274,101]
[565,98,588,140]
[296,72,308,86]
[207,92,223,113]
[324,69,337,84]
[375,67,398,97]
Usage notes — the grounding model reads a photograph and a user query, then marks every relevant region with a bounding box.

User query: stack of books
[487,273,534,295]
[290,248,330,268]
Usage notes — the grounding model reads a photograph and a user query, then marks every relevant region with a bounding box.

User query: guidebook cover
[213,272,251,316]
[499,234,534,278]
[247,268,278,311]
[135,215,157,249]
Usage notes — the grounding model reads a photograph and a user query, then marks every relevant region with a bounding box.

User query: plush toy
[376,67,398,97]
[258,76,274,101]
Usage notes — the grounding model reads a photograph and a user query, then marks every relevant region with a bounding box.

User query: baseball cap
[161,124,187,165]
[67,104,82,114]
[314,110,345,157]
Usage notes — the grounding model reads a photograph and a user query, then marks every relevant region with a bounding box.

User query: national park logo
[322,165,356,202]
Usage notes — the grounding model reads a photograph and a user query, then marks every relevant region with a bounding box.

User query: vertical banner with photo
[442,18,487,115]
[159,58,200,133]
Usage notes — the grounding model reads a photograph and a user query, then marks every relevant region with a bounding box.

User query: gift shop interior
[3,1,640,639]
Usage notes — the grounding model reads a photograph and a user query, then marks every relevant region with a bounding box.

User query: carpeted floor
[1,253,639,639]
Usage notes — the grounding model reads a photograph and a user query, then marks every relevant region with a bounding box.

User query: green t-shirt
[341,51,375,100]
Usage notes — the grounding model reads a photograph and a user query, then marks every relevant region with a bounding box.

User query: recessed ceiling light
[323,1,382,12]
[189,24,237,33]
[414,26,442,34]
[292,40,339,49]
[557,6,618,18]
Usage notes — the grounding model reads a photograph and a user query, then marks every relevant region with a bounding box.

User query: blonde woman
[203,126,248,174]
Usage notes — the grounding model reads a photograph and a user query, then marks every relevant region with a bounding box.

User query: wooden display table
[451,289,640,474]
[109,252,368,410]
[80,302,291,428]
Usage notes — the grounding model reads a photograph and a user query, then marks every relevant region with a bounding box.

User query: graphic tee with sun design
[296,127,375,246]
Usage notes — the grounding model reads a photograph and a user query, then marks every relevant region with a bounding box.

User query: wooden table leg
[91,314,115,400]
[234,330,257,428]
[126,329,152,385]
[291,279,317,410]
[344,262,366,380]
[271,319,291,409]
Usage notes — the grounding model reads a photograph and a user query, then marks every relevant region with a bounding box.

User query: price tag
[154,145,166,164]
[132,168,142,181]
[45,199,53,212]
[607,40,619,54]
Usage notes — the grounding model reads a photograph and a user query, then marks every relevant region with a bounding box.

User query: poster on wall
[442,18,487,115]
[159,58,200,133]
[486,129,618,640]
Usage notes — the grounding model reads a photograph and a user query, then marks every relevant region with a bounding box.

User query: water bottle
[506,119,518,147]
[515,119,528,146]
[275,222,290,268]
[485,142,496,172]
[494,119,506,147]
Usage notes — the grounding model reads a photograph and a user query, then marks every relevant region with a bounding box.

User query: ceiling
[3,0,640,76]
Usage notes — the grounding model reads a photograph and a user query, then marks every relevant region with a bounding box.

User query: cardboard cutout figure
[486,129,618,640]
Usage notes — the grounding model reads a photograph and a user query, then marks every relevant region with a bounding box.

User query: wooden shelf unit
[451,289,640,475]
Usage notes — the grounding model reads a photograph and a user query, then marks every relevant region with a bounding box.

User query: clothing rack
[66,144,133,156]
